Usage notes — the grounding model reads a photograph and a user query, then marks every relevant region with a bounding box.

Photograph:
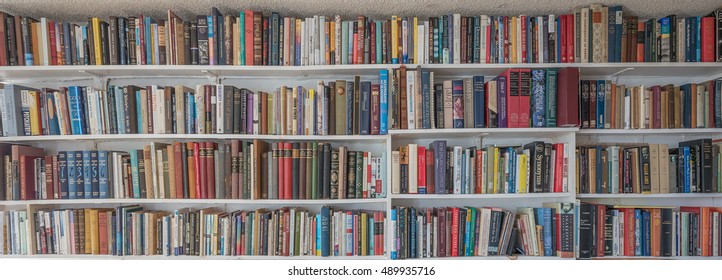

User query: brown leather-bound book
[173,143,184,199]
[252,140,269,199]
[186,142,197,199]
[197,142,206,199]
[399,66,408,129]
[253,12,263,65]
[205,142,216,199]
[78,209,86,254]
[31,21,40,65]
[557,67,580,127]
[328,82,336,135]
[142,145,153,199]
[260,91,268,135]
[371,84,380,135]
[98,210,108,255]
[44,155,54,199]
[12,145,44,200]
[662,85,675,128]
[166,145,176,199]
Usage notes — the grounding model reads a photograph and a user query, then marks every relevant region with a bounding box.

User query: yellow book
[391,16,398,63]
[519,154,528,193]
[150,24,156,65]
[89,209,100,254]
[306,89,314,135]
[92,18,102,65]
[27,90,41,135]
[413,17,418,63]
[329,21,335,63]
[361,212,367,256]
[510,17,517,63]
[84,208,92,254]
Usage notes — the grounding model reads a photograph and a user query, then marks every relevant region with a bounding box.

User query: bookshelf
[2,1,722,260]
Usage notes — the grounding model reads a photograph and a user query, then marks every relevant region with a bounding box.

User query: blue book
[531,69,546,127]
[346,81,355,135]
[614,7,623,62]
[379,70,389,134]
[186,93,195,133]
[607,9,617,62]
[320,206,330,256]
[634,209,642,256]
[118,18,127,65]
[685,18,693,62]
[360,82,371,134]
[409,207,417,257]
[473,76,485,128]
[683,146,691,193]
[497,75,507,128]
[420,70,431,129]
[129,150,141,198]
[556,17,562,62]
[82,151,92,199]
[497,16,504,63]
[44,91,61,135]
[135,89,143,133]
[207,15,214,65]
[376,21,382,63]
[113,86,125,134]
[543,208,553,256]
[75,151,84,199]
[62,22,73,64]
[508,147,515,193]
[144,16,153,65]
[90,150,99,198]
[58,151,69,199]
[695,17,701,62]
[270,13,280,66]
[715,81,722,128]
[97,151,109,199]
[80,26,89,64]
[67,86,86,135]
[315,213,322,255]
[66,151,77,199]
[390,208,397,259]
[643,211,651,256]
[596,80,605,129]
[464,209,471,254]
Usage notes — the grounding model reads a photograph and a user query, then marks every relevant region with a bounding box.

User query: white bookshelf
[2,60,722,260]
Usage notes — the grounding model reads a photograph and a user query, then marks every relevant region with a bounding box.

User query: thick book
[557,67,580,127]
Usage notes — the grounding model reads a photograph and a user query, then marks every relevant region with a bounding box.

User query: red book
[567,14,575,62]
[52,155,59,199]
[560,16,567,63]
[475,150,483,194]
[503,16,510,63]
[651,208,661,257]
[518,68,531,128]
[48,20,57,65]
[13,145,45,200]
[277,142,285,199]
[231,141,240,199]
[417,146,426,194]
[596,204,605,257]
[357,16,365,64]
[370,23,376,64]
[283,142,293,199]
[98,211,108,254]
[193,142,203,199]
[700,17,715,62]
[485,25,492,64]
[44,155,53,199]
[622,208,635,256]
[346,210,354,256]
[206,142,216,199]
[451,207,460,257]
[173,143,184,199]
[244,11,254,65]
[0,12,7,66]
[557,67,580,127]
[426,149,435,194]
[520,16,528,63]
[139,15,146,65]
[352,32,358,64]
[553,144,564,192]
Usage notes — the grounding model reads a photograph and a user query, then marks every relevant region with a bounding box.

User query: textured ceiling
[0,0,720,22]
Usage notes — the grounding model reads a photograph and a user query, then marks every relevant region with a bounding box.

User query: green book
[355,151,363,198]
[239,12,245,65]
[311,142,318,200]
[341,21,349,64]
[545,69,558,127]
[294,211,301,255]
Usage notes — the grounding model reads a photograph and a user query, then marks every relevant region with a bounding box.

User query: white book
[402,19,408,62]
[562,143,570,193]
[195,85,205,134]
[334,15,342,64]
[417,24,425,65]
[406,71,416,129]
[619,211,625,256]
[300,21,307,66]
[453,14,461,64]
[624,88,631,129]
[362,153,369,196]
[453,146,462,194]
[289,209,295,256]
[313,16,320,65]
[697,85,705,128]
[86,89,97,134]
[216,84,224,133]
[537,17,544,63]
[40,18,49,66]
[609,146,620,194]
[156,149,165,198]
[464,149,471,194]
[432,216,438,257]
[549,149,556,193]
[423,21,430,64]
[612,211,619,256]
[408,144,418,194]
[480,15,489,64]
[319,16,326,65]
[479,207,491,256]
[254,91,261,134]
[677,19,686,62]
[515,154,522,194]
[516,16,523,63]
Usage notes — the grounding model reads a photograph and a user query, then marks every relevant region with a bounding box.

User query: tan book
[391,150,400,194]
[31,21,40,65]
[443,80,453,129]
[143,145,154,199]
[696,84,705,128]
[673,86,682,128]
[167,145,176,199]
[233,18,240,66]
[588,147,596,194]
[649,144,660,194]
[335,80,347,135]
[643,88,651,129]
[658,144,670,193]
[84,208,92,254]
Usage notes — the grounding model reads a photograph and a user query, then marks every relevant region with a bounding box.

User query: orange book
[650,208,661,256]
[173,142,185,199]
[244,11,254,65]
[98,211,108,254]
[167,145,176,199]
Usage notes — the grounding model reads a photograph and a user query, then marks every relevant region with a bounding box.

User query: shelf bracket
[610,67,634,83]
[201,70,223,84]
[79,70,110,89]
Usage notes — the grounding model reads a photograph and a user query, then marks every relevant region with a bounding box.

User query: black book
[360,81,371,135]
[108,17,119,65]
[87,19,95,65]
[347,151,356,198]
[581,80,590,128]
[127,17,137,65]
[543,143,552,192]
[603,209,613,256]
[136,149,147,198]
[353,76,361,134]
[434,83,444,128]
[578,203,594,259]
[589,203,597,257]
[190,21,198,65]
[5,14,18,66]
[579,147,588,193]
[197,16,209,65]
[680,139,713,192]
[640,145,652,193]
[223,85,234,134]
[183,21,191,65]
[661,208,674,256]
[330,148,339,199]
[232,87,242,134]
[409,207,416,258]
[181,143,189,198]
[123,85,140,133]
[487,209,501,256]
[240,89,249,134]
[524,141,546,193]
